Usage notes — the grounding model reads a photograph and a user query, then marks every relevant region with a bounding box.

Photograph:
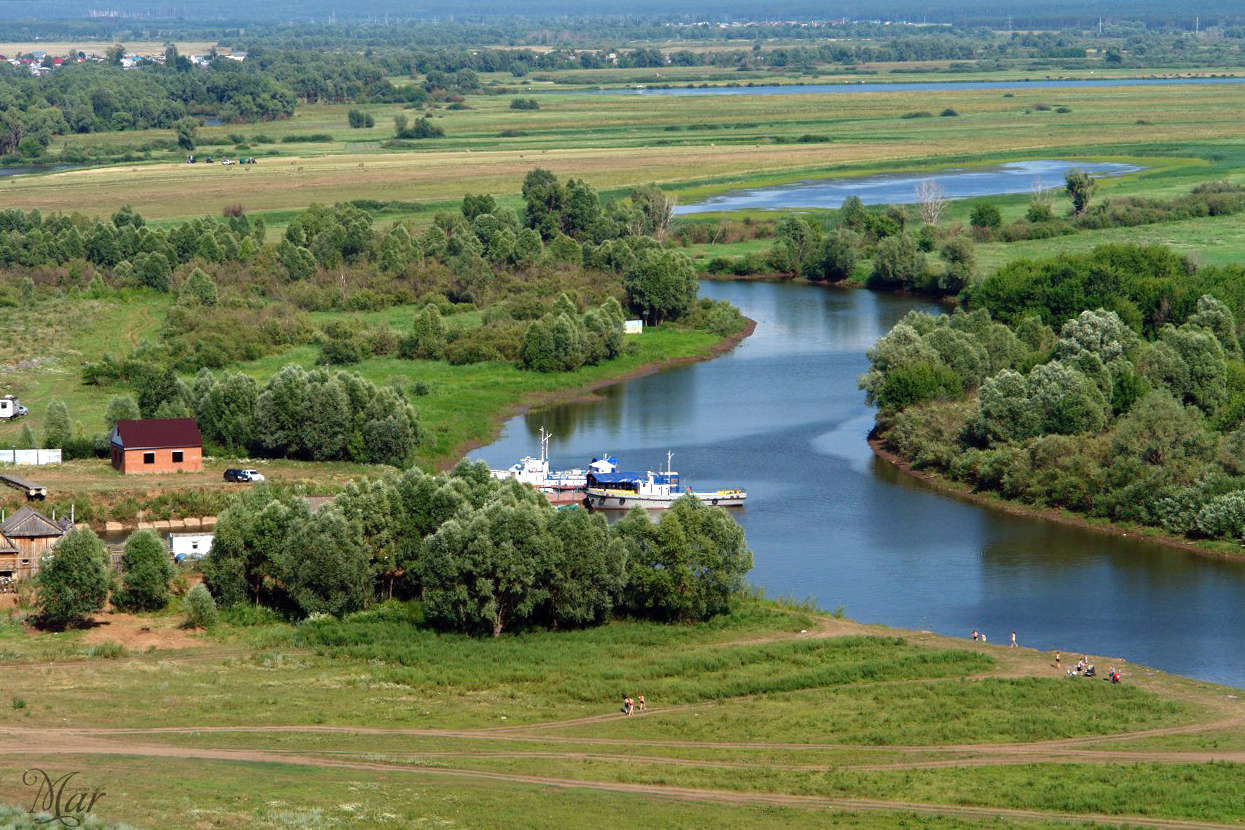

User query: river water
[674,160,1139,215]
[589,75,1245,97]
[473,281,1245,688]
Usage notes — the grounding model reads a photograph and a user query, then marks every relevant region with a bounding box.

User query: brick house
[110,418,204,475]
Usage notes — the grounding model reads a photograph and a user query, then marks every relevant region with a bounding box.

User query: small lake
[590,75,1245,97]
[474,281,1245,688]
[674,160,1140,214]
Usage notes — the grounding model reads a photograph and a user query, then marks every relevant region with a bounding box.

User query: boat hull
[584,490,747,510]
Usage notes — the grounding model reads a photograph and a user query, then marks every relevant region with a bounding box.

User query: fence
[0,449,62,465]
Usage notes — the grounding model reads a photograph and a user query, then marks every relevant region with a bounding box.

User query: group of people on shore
[622,694,646,716]
[970,629,1018,646]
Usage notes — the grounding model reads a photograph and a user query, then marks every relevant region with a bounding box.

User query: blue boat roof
[591,455,619,465]
[587,472,645,484]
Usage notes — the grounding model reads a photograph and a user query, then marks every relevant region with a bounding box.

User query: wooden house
[0,506,72,579]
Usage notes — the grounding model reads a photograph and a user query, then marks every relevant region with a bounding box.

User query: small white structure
[624,319,644,335]
[169,532,213,562]
[0,396,26,420]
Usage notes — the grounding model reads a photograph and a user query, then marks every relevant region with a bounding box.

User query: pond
[0,165,78,179]
[473,280,1245,688]
[674,160,1140,214]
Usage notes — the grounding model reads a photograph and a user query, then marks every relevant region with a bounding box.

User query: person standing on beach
[1055,650,1061,669]
[1010,630,1018,648]
[972,630,979,642]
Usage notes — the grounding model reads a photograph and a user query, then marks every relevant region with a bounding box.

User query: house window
[143,452,155,464]
[172,451,184,463]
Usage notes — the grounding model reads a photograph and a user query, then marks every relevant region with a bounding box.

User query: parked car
[224,468,266,483]
[241,469,265,482]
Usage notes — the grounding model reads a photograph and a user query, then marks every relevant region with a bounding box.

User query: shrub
[901,111,934,119]
[509,98,540,110]
[969,203,1003,229]
[940,108,959,117]
[37,529,110,629]
[184,582,219,629]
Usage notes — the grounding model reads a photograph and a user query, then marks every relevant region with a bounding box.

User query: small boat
[584,452,747,510]
[490,428,616,493]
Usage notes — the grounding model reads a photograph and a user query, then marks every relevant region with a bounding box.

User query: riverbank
[868,433,1245,564]
[442,317,757,469]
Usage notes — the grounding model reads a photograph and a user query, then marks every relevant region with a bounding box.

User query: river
[587,75,1245,97]
[674,160,1139,215]
[472,280,1245,688]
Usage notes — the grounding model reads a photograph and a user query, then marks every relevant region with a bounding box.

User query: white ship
[490,429,616,493]
[584,452,747,510]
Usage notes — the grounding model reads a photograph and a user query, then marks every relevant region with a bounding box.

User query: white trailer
[0,396,27,421]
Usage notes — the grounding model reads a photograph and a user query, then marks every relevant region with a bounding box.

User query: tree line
[866,244,1245,547]
[203,462,753,634]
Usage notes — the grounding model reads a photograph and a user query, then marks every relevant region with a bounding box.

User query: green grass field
[0,598,1235,830]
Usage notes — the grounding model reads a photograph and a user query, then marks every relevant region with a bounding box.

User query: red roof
[112,418,202,450]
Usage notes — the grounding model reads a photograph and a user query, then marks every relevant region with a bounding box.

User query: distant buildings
[0,506,72,579]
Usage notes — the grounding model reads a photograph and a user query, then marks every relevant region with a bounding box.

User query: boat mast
[539,426,550,463]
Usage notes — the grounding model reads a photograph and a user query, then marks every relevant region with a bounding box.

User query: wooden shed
[0,506,72,579]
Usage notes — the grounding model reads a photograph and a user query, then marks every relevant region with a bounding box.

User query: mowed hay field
[6,80,1245,220]
[0,601,1238,829]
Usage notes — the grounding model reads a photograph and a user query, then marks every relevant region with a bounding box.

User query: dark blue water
[473,281,1245,688]
[588,75,1245,96]
[675,160,1139,214]
[0,165,77,178]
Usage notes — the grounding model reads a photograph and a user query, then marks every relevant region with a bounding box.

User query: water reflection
[474,280,1245,687]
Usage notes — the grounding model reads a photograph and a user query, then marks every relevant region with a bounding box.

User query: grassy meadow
[0,598,1236,829]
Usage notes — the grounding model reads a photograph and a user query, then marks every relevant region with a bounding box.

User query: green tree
[283,505,371,618]
[37,528,110,629]
[803,230,858,282]
[15,424,35,450]
[203,489,308,606]
[113,529,174,612]
[174,117,197,151]
[104,395,141,432]
[839,195,869,232]
[136,251,171,292]
[617,496,752,623]
[1065,170,1097,215]
[969,203,1002,229]
[938,236,976,293]
[624,250,698,325]
[400,304,446,360]
[42,399,70,449]
[178,267,217,306]
[871,233,928,291]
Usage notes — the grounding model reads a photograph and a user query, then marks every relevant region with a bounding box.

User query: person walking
[638,694,646,712]
[1055,650,1061,669]
[1010,630,1018,648]
[972,630,979,642]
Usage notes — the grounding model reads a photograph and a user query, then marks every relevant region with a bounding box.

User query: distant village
[3,46,243,76]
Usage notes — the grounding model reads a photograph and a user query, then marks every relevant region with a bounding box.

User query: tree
[42,399,70,449]
[400,304,446,360]
[104,395,141,431]
[915,179,948,225]
[629,184,676,241]
[421,497,555,636]
[544,507,626,628]
[178,267,217,306]
[839,195,869,232]
[184,583,218,629]
[617,496,752,623]
[203,489,307,606]
[938,236,976,293]
[969,202,1002,229]
[174,117,197,151]
[113,529,175,612]
[521,168,565,237]
[624,250,698,325]
[284,505,371,617]
[16,424,35,450]
[871,233,927,290]
[1065,170,1097,215]
[37,528,110,629]
[192,370,257,454]
[136,252,171,292]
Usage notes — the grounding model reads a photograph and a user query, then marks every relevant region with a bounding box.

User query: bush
[969,203,1003,229]
[113,528,175,612]
[870,233,928,291]
[184,582,219,629]
[901,111,934,119]
[940,108,959,117]
[509,98,540,110]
